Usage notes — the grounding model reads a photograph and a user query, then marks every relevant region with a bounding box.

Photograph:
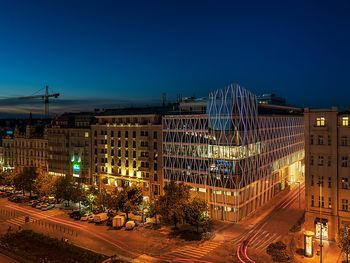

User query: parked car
[73,213,83,220]
[88,215,95,223]
[94,212,109,224]
[80,213,93,221]
[68,210,82,218]
[125,221,136,230]
[28,200,39,206]
[35,202,46,209]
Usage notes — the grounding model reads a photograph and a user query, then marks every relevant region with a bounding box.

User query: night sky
[0,0,350,116]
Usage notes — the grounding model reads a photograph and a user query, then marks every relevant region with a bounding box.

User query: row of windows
[310,135,349,146]
[94,140,158,149]
[311,195,349,211]
[310,155,348,167]
[311,176,349,189]
[315,116,349,127]
[95,130,158,139]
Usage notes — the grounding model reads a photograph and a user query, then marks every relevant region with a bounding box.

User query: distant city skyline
[1,0,350,117]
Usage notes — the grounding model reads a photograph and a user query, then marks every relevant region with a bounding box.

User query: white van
[93,212,108,223]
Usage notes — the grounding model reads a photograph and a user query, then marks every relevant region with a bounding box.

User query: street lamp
[317,180,323,263]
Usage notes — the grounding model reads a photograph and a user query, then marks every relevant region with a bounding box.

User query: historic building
[46,113,94,183]
[13,124,48,175]
[0,130,15,172]
[163,84,304,222]
[91,107,170,200]
[305,107,350,241]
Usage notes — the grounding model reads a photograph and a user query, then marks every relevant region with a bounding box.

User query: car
[35,202,46,209]
[80,213,93,221]
[88,215,95,223]
[28,200,39,206]
[73,213,83,220]
[47,204,55,210]
[125,221,136,230]
[41,204,49,210]
[69,210,82,218]
[93,212,109,224]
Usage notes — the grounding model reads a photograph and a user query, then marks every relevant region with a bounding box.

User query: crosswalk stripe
[254,233,278,250]
[257,235,281,251]
[249,230,267,244]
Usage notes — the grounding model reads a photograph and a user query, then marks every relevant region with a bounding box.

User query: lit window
[342,117,349,126]
[316,117,326,127]
[342,199,349,211]
[84,132,89,138]
[342,156,348,167]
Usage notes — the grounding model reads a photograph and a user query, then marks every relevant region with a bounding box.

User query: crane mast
[19,85,60,118]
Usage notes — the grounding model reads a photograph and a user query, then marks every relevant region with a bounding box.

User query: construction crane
[19,85,60,118]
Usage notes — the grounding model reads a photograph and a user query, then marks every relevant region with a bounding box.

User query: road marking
[167,241,224,260]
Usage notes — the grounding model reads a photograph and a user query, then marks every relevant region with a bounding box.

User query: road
[235,183,305,263]
[0,184,305,263]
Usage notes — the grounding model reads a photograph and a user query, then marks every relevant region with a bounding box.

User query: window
[111,131,114,137]
[132,141,136,148]
[125,131,128,137]
[342,199,349,211]
[154,142,157,150]
[318,156,324,166]
[311,195,314,207]
[132,131,136,138]
[153,131,157,139]
[133,160,136,168]
[311,174,314,186]
[118,131,121,137]
[328,156,332,167]
[328,177,331,188]
[316,117,326,127]
[311,155,314,165]
[125,160,129,167]
[84,132,89,138]
[328,197,332,208]
[341,136,348,146]
[328,135,331,145]
[318,135,324,145]
[310,135,314,145]
[342,178,349,189]
[342,117,349,126]
[318,196,324,208]
[342,156,348,167]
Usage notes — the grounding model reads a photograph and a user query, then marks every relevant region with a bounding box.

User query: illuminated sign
[71,154,81,178]
[6,130,13,135]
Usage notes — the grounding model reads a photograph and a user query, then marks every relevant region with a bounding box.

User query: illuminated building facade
[13,124,48,175]
[0,133,15,172]
[305,107,350,241]
[46,113,94,183]
[91,107,168,200]
[163,84,304,222]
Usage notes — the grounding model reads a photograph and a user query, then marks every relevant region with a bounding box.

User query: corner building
[305,107,350,241]
[163,84,304,222]
[91,107,168,201]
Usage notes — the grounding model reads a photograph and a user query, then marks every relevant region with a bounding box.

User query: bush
[266,241,291,262]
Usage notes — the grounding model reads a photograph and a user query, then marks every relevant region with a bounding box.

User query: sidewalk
[291,231,342,263]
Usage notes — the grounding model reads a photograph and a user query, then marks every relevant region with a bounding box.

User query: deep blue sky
[0,0,350,116]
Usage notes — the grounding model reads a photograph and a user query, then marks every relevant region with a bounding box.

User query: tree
[13,167,38,196]
[81,186,99,211]
[155,181,191,228]
[338,226,350,262]
[34,173,58,197]
[115,185,143,220]
[185,197,209,232]
[52,176,77,206]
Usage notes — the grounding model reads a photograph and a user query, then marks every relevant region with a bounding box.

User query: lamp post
[318,180,323,263]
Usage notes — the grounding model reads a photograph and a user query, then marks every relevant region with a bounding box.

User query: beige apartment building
[46,113,94,183]
[305,107,350,241]
[91,107,167,200]
[1,134,15,172]
[13,124,48,175]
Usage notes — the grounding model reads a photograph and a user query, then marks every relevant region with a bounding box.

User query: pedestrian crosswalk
[166,240,224,260]
[6,209,63,227]
[232,230,281,252]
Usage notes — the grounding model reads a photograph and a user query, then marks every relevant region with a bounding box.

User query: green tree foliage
[81,186,99,211]
[338,226,350,262]
[52,176,82,206]
[13,167,38,196]
[155,181,191,228]
[185,197,209,232]
[115,185,143,220]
